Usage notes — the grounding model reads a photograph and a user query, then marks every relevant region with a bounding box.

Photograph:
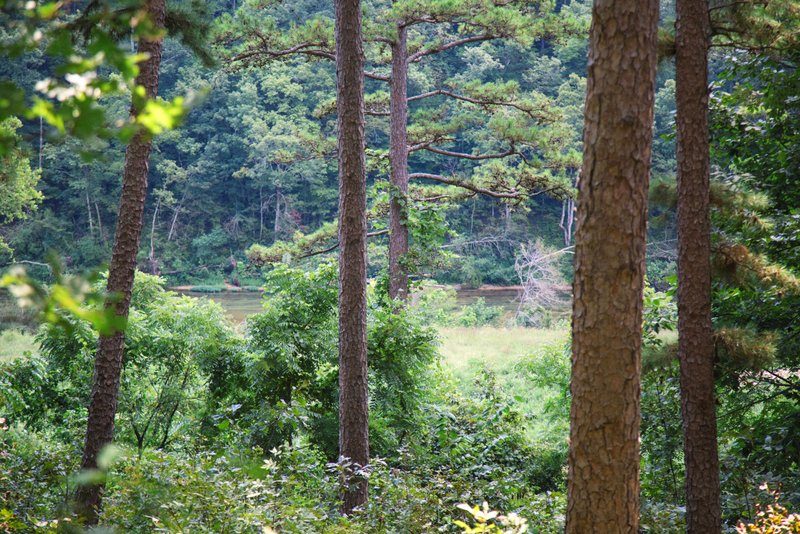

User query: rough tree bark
[388,24,410,301]
[335,0,370,514]
[675,0,721,531]
[565,0,659,531]
[75,0,165,522]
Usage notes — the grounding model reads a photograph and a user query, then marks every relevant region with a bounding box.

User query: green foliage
[735,485,800,533]
[456,298,503,327]
[0,426,77,529]
[454,501,529,533]
[0,420,568,533]
[1,259,125,336]
[0,0,196,152]
[1,271,243,451]
[233,262,441,457]
[243,261,339,449]
[413,285,503,327]
[0,117,41,257]
[414,284,461,324]
[422,374,566,501]
[642,282,677,352]
[369,303,440,448]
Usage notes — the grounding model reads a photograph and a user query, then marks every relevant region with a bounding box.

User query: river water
[181,286,522,323]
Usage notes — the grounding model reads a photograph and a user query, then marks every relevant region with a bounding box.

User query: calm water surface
[181,287,522,323]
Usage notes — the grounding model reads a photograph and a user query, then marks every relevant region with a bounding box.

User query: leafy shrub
[454,502,529,533]
[0,265,570,533]
[0,426,78,528]
[243,262,339,451]
[368,303,440,453]
[520,341,571,438]
[1,272,244,452]
[413,284,459,325]
[412,286,503,328]
[0,424,566,533]
[639,500,686,533]
[736,485,800,533]
[457,298,503,327]
[234,262,440,458]
[419,376,565,507]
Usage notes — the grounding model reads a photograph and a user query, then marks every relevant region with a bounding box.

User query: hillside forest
[1,0,799,532]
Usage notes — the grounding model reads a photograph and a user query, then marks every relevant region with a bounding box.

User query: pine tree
[335,0,370,514]
[75,0,166,522]
[566,0,659,530]
[228,0,578,299]
[675,0,721,531]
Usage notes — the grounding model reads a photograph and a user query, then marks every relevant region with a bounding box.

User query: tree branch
[416,144,517,160]
[409,172,520,199]
[298,229,389,259]
[232,41,335,64]
[365,70,391,82]
[408,34,494,62]
[232,40,390,82]
[408,89,547,119]
[709,0,767,13]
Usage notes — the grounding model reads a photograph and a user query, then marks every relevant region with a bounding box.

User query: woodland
[0,0,799,532]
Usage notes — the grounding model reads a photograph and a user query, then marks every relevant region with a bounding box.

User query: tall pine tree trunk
[676,0,721,531]
[566,0,659,531]
[75,0,165,522]
[388,24,409,301]
[335,0,370,514]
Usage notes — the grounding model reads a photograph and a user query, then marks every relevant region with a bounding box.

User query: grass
[0,329,38,362]
[438,326,568,382]
[438,326,570,442]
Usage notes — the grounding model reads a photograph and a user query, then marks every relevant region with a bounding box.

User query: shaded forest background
[2,0,683,288]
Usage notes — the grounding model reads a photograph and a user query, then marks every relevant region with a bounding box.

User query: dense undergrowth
[0,266,567,532]
[1,264,798,532]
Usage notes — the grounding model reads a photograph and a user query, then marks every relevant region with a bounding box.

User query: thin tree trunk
[676,0,721,530]
[149,197,160,275]
[38,116,43,171]
[95,201,106,248]
[75,0,165,522]
[274,188,282,238]
[259,184,264,241]
[335,0,369,514]
[565,198,574,245]
[388,24,409,301]
[158,365,191,450]
[565,0,659,531]
[167,189,186,242]
[86,192,94,237]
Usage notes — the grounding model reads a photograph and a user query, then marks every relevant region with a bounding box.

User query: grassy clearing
[438,326,570,442]
[0,329,38,361]
[438,326,567,381]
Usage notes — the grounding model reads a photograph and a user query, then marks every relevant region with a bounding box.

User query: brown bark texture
[566,0,659,532]
[335,0,370,514]
[676,0,721,531]
[388,24,410,301]
[75,0,165,523]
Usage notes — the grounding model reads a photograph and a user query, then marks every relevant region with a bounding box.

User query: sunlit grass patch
[438,326,568,380]
[438,326,570,442]
[0,329,38,361]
